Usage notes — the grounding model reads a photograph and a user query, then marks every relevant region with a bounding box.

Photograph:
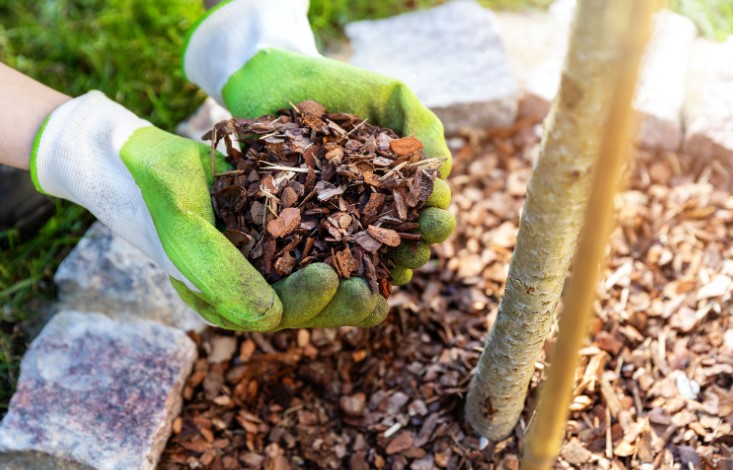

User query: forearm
[0,62,69,170]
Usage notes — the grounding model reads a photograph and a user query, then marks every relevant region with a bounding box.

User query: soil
[160,115,733,470]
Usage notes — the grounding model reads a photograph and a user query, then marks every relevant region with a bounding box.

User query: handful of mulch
[204,101,441,298]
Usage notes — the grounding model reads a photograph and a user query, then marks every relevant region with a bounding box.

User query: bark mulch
[159,116,733,470]
[207,102,438,292]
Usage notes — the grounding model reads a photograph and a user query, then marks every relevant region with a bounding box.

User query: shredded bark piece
[267,208,301,239]
[390,136,424,156]
[367,226,401,247]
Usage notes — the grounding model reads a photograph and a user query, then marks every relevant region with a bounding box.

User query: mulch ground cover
[159,115,733,470]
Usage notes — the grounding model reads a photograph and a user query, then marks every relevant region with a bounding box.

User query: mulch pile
[159,115,733,470]
[206,101,438,293]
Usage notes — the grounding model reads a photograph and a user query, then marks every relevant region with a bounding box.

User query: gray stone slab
[345,0,518,133]
[496,0,574,119]
[683,37,733,162]
[505,2,696,151]
[634,10,696,151]
[0,311,197,470]
[54,222,207,332]
[495,1,573,92]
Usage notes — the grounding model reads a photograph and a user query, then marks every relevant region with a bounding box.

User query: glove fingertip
[425,178,451,209]
[390,241,431,269]
[272,263,339,329]
[301,277,378,328]
[390,266,413,286]
[419,207,456,244]
[355,297,389,328]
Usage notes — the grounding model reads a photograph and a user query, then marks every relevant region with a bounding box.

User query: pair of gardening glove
[31,0,454,331]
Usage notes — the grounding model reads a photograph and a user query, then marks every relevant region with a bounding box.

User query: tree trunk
[522,2,655,467]
[465,0,619,440]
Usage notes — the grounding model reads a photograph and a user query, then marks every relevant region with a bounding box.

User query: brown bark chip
[367,226,402,247]
[390,136,424,157]
[266,208,301,239]
[385,431,414,455]
[207,102,438,295]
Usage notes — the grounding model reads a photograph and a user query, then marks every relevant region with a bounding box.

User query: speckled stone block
[511,3,696,151]
[345,0,518,133]
[54,222,207,332]
[0,311,197,470]
[634,10,696,151]
[683,37,733,162]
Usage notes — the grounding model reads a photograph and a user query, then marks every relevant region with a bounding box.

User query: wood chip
[267,208,301,238]
[367,226,402,247]
[390,136,424,156]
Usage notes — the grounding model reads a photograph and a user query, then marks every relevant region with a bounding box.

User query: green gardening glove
[184,0,455,329]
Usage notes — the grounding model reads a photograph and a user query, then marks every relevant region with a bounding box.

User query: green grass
[0,202,91,407]
[308,0,553,45]
[671,0,733,41]
[0,0,731,412]
[0,0,205,408]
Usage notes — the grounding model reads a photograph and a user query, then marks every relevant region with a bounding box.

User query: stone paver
[635,10,696,150]
[499,3,696,151]
[495,0,573,119]
[345,0,518,134]
[0,311,197,470]
[54,222,207,332]
[683,37,733,162]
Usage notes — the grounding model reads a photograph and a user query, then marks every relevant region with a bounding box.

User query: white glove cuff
[184,0,319,104]
[33,91,194,290]
[34,91,150,203]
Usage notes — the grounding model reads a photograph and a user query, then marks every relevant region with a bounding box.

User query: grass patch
[308,0,733,44]
[0,202,93,407]
[0,0,206,129]
[308,0,553,45]
[0,0,205,406]
[670,0,733,40]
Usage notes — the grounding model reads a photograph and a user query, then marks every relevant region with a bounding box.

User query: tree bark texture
[465,0,618,440]
[522,2,655,467]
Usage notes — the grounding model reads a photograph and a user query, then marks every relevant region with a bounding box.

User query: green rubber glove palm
[125,128,389,330]
[120,127,349,330]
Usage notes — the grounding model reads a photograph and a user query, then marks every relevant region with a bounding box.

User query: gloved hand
[183,0,455,327]
[27,92,286,329]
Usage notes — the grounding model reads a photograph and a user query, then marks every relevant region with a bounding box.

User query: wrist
[183,0,317,104]
[0,62,70,170]
[31,92,173,265]
[31,91,150,200]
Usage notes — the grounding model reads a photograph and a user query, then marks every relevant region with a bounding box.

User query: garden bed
[160,115,733,469]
